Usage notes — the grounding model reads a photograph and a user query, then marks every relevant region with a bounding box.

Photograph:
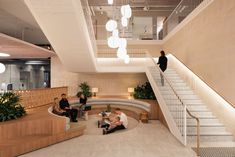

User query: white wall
[51,56,148,96]
[163,0,235,106]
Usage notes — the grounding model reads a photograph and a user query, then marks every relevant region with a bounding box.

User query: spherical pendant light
[121,17,128,27]
[106,20,117,32]
[117,47,127,59]
[119,38,127,48]
[108,0,113,5]
[124,54,130,64]
[0,63,6,73]
[112,29,119,37]
[121,5,132,18]
[108,36,119,48]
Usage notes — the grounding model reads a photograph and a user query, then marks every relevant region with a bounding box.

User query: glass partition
[163,0,203,38]
[0,59,50,91]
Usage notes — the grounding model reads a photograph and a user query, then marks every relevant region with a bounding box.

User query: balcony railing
[163,0,204,38]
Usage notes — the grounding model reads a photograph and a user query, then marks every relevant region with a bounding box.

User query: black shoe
[72,120,78,122]
[103,129,106,135]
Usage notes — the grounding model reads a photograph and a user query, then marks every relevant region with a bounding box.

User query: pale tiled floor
[20,116,196,157]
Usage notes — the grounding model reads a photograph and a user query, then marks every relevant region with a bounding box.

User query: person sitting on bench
[79,94,87,117]
[59,93,78,122]
[52,97,69,117]
[103,108,128,135]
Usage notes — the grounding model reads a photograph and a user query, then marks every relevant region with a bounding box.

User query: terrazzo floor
[20,115,196,157]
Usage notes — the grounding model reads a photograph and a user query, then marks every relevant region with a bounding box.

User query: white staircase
[147,66,234,146]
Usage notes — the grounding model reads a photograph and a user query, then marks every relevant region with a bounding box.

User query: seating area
[0,105,86,157]
[0,87,163,157]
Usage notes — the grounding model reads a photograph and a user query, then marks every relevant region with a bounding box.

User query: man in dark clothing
[157,50,168,86]
[59,93,78,122]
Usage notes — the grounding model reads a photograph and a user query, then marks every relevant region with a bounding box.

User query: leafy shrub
[76,82,92,97]
[133,82,156,100]
[0,92,26,122]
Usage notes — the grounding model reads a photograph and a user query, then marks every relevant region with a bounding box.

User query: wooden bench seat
[0,106,86,157]
[88,104,145,120]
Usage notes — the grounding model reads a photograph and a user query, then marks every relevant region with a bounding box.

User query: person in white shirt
[103,108,128,135]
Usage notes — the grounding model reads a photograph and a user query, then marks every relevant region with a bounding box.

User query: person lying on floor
[103,108,128,135]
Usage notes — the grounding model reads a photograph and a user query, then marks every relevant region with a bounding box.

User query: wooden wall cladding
[0,106,85,157]
[14,87,68,109]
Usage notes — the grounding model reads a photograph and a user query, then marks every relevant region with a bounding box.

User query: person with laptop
[103,108,128,135]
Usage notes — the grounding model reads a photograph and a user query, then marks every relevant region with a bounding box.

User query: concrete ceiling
[89,0,180,18]
[24,0,97,72]
[88,0,181,7]
[0,0,49,44]
[0,33,54,59]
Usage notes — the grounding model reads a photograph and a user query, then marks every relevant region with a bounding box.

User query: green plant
[0,92,26,122]
[76,82,92,97]
[133,82,156,100]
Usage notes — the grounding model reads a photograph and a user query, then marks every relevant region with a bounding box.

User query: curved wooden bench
[48,106,70,130]
[0,106,86,157]
[69,98,151,120]
[88,104,145,120]
[70,98,151,111]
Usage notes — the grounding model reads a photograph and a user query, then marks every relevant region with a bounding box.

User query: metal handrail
[148,54,200,156]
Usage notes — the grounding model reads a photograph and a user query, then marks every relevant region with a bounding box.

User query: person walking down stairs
[157,50,168,86]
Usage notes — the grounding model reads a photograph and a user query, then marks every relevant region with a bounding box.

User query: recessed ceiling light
[0,53,10,57]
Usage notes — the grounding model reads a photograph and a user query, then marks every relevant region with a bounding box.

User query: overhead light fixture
[112,29,119,37]
[0,63,6,74]
[107,0,113,5]
[124,54,130,64]
[119,38,127,48]
[121,5,132,18]
[105,20,117,32]
[117,47,127,59]
[0,53,10,57]
[25,61,48,65]
[143,6,149,11]
[107,36,119,48]
[121,17,128,27]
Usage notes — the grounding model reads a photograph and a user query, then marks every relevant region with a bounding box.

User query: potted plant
[133,82,156,100]
[76,82,92,97]
[0,92,26,122]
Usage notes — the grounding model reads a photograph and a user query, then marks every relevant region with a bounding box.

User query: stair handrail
[147,54,200,156]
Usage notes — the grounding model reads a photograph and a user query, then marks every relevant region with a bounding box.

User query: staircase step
[148,66,235,144]
[188,130,233,136]
[171,111,214,117]
[170,106,209,112]
[181,118,221,125]
[153,76,183,81]
[186,106,209,111]
[187,126,227,134]
[158,86,192,91]
[187,134,234,142]
[163,95,199,100]
[161,90,195,95]
[173,114,216,119]
[154,79,185,85]
[164,99,204,104]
